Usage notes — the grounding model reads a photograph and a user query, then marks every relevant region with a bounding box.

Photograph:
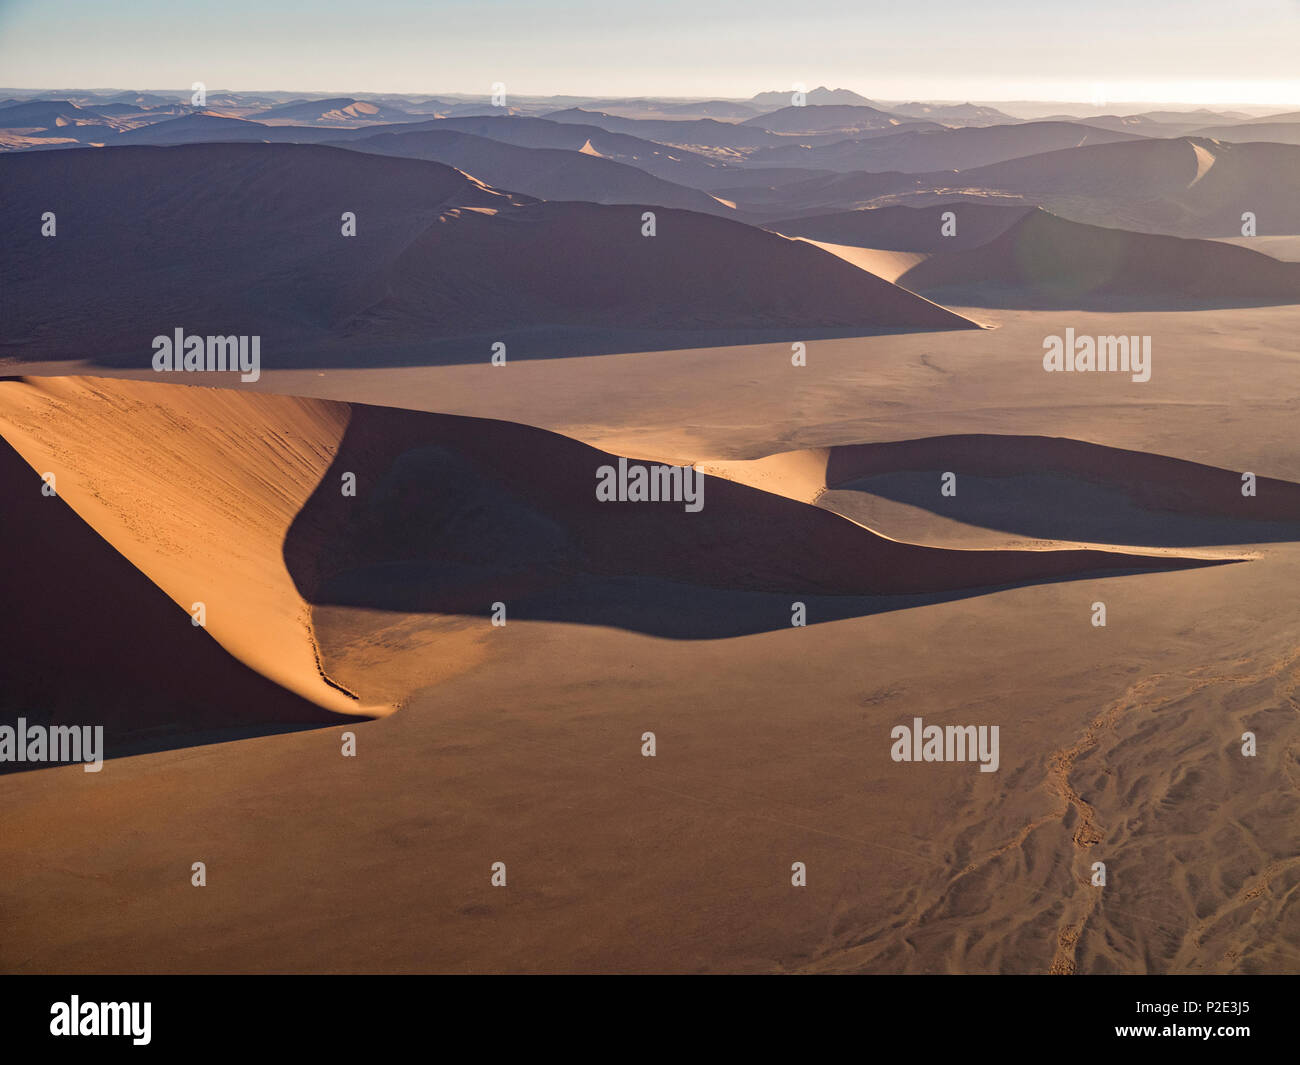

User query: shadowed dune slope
[335,128,734,214]
[0,432,353,759]
[114,113,373,144]
[351,201,979,335]
[1190,121,1300,145]
[896,208,1300,306]
[0,142,522,361]
[0,143,975,364]
[747,121,1144,172]
[252,97,414,125]
[282,401,1230,626]
[714,169,920,218]
[395,115,729,185]
[542,108,788,149]
[954,137,1300,236]
[766,202,1033,251]
[0,375,386,721]
[702,434,1300,531]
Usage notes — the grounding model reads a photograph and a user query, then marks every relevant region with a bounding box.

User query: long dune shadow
[817,435,1300,548]
[828,472,1300,547]
[282,408,1238,642]
[82,322,967,371]
[895,284,1300,312]
[318,562,1230,639]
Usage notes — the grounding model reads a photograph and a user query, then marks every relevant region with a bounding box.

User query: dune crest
[0,376,386,719]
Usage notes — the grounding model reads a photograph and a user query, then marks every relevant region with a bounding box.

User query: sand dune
[767,202,1031,251]
[0,378,1234,748]
[543,108,786,149]
[112,112,388,145]
[0,431,350,758]
[336,128,734,214]
[351,200,978,336]
[746,121,1144,173]
[401,115,731,185]
[251,96,415,126]
[954,137,1300,236]
[0,376,385,725]
[274,398,1234,656]
[791,240,929,284]
[715,170,921,218]
[727,136,1300,236]
[114,112,279,143]
[895,207,1300,307]
[0,142,520,362]
[703,434,1300,549]
[1190,121,1300,145]
[0,98,107,130]
[3,142,978,367]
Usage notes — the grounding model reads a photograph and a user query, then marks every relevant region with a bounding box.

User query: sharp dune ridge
[0,375,386,727]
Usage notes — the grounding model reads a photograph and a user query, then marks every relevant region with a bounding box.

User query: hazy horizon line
[3,85,1298,113]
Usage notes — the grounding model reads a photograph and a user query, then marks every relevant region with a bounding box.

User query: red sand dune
[0,432,351,752]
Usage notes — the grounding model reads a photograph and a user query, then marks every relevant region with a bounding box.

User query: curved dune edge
[0,375,388,719]
[792,237,931,285]
[0,430,358,742]
[699,433,1300,551]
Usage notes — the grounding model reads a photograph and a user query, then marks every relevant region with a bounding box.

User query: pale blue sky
[1,0,1297,106]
